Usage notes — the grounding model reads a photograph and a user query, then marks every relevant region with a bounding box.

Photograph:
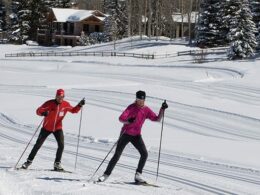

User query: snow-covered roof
[52,8,106,23]
[172,12,198,23]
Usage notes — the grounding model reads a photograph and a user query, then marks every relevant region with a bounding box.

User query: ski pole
[74,103,84,170]
[14,118,44,169]
[88,131,125,182]
[156,100,166,181]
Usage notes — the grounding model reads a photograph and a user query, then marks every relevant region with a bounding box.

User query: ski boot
[98,174,109,182]
[135,172,146,183]
[21,159,32,169]
[54,162,64,171]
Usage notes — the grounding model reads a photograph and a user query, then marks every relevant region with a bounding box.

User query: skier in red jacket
[21,89,85,171]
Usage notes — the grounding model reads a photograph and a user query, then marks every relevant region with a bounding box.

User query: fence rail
[177,47,227,56]
[5,51,155,59]
[5,47,229,61]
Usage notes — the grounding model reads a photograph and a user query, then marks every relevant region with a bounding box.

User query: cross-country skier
[98,90,168,183]
[21,89,85,171]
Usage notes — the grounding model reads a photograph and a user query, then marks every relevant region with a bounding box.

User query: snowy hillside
[0,38,260,195]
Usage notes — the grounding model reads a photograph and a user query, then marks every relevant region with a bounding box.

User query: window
[70,23,74,34]
[95,25,100,32]
[83,24,89,33]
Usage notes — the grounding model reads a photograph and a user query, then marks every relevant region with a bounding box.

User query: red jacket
[36,99,81,132]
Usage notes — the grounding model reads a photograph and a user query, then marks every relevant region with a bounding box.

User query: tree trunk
[143,0,147,36]
[188,0,193,44]
[147,0,152,39]
[138,0,143,39]
[155,0,159,40]
[128,0,132,37]
[181,0,184,38]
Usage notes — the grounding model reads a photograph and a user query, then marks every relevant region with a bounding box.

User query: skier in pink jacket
[98,90,168,183]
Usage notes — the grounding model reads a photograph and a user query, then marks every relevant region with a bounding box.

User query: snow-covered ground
[0,37,260,195]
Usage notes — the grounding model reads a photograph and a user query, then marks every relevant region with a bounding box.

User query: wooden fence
[5,51,155,59]
[177,47,227,56]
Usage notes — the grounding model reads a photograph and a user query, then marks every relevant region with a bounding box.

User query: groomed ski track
[1,85,260,194]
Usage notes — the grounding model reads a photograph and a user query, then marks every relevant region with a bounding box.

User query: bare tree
[147,0,152,38]
[188,0,194,44]
[138,0,143,39]
[77,0,104,11]
[127,0,132,37]
[143,0,147,36]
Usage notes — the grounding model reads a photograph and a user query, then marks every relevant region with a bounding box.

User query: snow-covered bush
[89,32,107,45]
[79,31,90,46]
[26,40,39,46]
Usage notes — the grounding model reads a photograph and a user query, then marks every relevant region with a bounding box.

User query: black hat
[136,90,146,100]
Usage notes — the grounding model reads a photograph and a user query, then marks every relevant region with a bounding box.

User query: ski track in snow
[0,87,260,194]
[0,115,259,195]
[1,46,260,194]
[1,85,260,141]
[3,57,260,107]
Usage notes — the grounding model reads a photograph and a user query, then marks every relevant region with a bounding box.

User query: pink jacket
[119,103,163,136]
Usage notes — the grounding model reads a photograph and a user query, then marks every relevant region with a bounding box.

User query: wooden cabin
[172,12,198,39]
[37,8,107,46]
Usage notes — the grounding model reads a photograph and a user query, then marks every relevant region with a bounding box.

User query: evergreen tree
[104,0,112,14]
[249,0,260,48]
[0,0,7,32]
[10,0,31,43]
[249,0,260,30]
[116,0,127,39]
[44,0,56,9]
[258,22,260,48]
[29,0,46,41]
[227,0,257,59]
[103,15,117,41]
[7,1,19,41]
[9,0,52,43]
[103,0,128,40]
[54,0,71,8]
[196,0,228,48]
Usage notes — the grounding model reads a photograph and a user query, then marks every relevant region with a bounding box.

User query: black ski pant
[28,128,64,163]
[104,134,148,176]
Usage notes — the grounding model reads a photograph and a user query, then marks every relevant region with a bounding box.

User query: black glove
[161,101,168,110]
[78,99,85,107]
[128,117,135,123]
[41,111,49,117]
